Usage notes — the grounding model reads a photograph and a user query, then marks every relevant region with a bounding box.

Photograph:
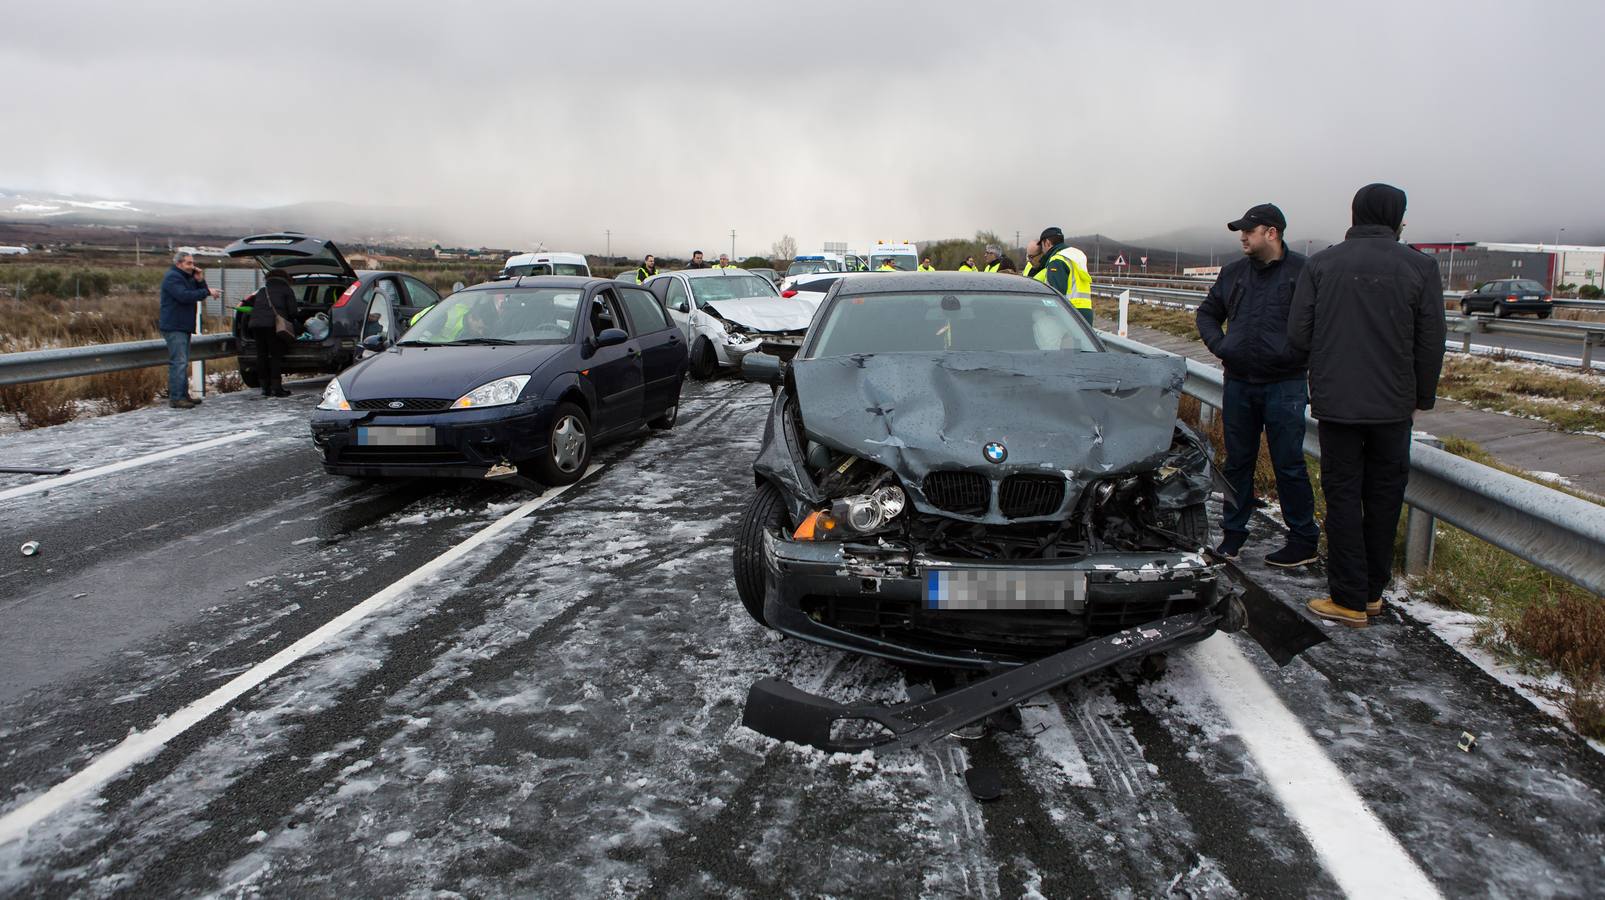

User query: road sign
[1140,256,1148,266]
[1114,254,1127,267]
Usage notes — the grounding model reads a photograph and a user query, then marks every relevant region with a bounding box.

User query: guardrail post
[1582,333,1597,373]
[1404,432,1444,576]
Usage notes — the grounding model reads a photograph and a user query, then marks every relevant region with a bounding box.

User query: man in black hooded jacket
[1288,183,1446,629]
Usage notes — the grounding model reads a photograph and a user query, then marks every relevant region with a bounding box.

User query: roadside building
[1411,241,1605,292]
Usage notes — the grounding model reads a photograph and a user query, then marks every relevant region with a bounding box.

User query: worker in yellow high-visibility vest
[918,256,936,272]
[958,256,977,272]
[1034,226,1093,324]
[636,254,658,283]
[712,253,739,270]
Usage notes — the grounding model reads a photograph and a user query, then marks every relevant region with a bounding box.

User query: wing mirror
[360,334,389,351]
[594,327,630,348]
[740,352,785,385]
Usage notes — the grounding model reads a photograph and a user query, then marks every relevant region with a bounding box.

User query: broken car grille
[352,398,454,411]
[999,475,1066,518]
[923,471,990,515]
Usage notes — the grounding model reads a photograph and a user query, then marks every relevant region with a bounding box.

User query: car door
[660,276,696,341]
[617,285,685,417]
[582,287,645,435]
[398,275,441,326]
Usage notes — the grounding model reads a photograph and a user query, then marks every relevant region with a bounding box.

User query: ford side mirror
[741,352,784,385]
[595,327,629,348]
[361,333,389,351]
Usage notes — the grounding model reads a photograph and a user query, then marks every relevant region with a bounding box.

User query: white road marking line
[1193,636,1442,899]
[0,430,264,503]
[0,465,601,847]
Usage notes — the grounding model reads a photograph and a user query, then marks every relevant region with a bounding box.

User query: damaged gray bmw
[733,273,1249,752]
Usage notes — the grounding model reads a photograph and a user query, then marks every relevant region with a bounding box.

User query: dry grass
[1437,355,1605,433]
[0,379,79,429]
[85,368,164,413]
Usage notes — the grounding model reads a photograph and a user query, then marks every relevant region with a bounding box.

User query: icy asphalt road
[0,379,1602,898]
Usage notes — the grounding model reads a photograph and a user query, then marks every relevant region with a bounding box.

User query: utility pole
[1015,230,1021,253]
[1551,226,1565,294]
[730,229,737,260]
[605,229,611,260]
[1446,233,1459,291]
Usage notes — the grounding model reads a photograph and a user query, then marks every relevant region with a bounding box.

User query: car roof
[459,275,608,291]
[672,268,769,279]
[832,272,1058,295]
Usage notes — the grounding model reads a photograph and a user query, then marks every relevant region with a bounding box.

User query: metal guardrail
[1099,274,1605,311]
[0,334,236,387]
[1097,330,1605,597]
[1094,283,1605,370]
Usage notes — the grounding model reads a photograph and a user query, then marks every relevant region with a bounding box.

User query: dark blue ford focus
[310,276,687,485]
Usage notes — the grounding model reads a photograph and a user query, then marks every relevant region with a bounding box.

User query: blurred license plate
[356,426,434,446]
[925,569,1086,611]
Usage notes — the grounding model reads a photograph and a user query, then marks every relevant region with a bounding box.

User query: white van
[500,251,590,277]
[867,241,919,271]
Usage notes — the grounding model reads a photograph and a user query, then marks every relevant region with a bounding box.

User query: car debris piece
[0,466,71,476]
[1222,562,1328,666]
[742,607,1236,755]
[964,766,1004,801]
[1458,731,1478,753]
[19,541,40,556]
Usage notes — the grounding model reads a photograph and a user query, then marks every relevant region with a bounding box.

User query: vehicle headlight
[317,379,349,411]
[452,375,531,409]
[724,332,755,345]
[793,485,907,541]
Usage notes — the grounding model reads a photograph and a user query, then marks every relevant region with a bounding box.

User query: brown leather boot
[1308,597,1368,629]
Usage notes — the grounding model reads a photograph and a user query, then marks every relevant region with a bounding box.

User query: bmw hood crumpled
[703,297,816,333]
[788,350,1189,518]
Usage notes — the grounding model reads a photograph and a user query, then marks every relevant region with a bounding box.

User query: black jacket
[247,278,299,329]
[1195,245,1307,383]
[1287,225,1446,424]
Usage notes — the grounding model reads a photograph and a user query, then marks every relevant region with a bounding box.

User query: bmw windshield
[806,292,1100,357]
[400,288,581,345]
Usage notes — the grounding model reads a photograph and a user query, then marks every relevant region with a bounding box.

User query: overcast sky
[3,0,1602,255]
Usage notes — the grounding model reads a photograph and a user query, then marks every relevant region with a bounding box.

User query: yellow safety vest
[984,261,1002,273]
[1037,247,1093,310]
[712,262,737,269]
[918,264,935,272]
[958,264,976,272]
[636,267,654,283]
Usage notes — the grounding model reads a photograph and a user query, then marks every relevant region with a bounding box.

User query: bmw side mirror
[595,327,629,348]
[361,334,389,351]
[741,352,784,385]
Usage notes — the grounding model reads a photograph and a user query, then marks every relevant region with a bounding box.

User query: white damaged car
[646,268,817,379]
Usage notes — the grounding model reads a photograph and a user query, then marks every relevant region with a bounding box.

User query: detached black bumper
[761,533,1222,669]
[309,399,555,480]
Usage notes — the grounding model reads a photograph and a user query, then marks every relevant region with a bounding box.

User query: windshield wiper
[441,337,519,345]
[394,339,440,346]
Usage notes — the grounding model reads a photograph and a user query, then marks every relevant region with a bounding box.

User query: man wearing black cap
[1031,227,1094,324]
[1288,184,1445,629]
[1196,203,1320,568]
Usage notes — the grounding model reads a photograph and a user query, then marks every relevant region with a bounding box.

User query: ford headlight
[317,379,349,411]
[453,375,531,409]
[724,331,755,345]
[793,485,907,541]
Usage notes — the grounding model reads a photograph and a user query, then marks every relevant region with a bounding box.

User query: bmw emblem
[983,442,1007,464]
[388,401,405,409]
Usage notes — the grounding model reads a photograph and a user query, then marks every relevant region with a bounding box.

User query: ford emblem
[388,401,405,409]
[983,442,1007,464]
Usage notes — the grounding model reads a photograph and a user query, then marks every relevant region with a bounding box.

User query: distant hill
[0,189,438,247]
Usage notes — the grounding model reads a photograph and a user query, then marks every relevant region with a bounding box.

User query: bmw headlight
[793,485,907,541]
[452,375,531,409]
[317,379,350,411]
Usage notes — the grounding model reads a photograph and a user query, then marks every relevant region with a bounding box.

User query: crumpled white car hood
[703,297,815,333]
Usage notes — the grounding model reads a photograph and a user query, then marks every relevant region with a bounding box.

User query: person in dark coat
[158,251,221,408]
[247,269,299,397]
[1195,203,1320,567]
[1288,183,1447,628]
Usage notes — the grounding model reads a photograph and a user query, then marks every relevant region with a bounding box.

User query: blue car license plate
[356,426,434,447]
[925,569,1086,611]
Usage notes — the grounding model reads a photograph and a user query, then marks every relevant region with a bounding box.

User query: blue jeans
[1221,377,1319,546]
[162,330,190,400]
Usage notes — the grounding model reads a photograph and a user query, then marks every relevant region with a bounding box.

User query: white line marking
[1193,636,1441,899]
[0,430,264,503]
[0,465,601,846]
